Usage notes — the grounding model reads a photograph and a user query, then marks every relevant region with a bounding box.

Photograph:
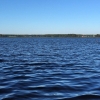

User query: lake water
[0,37,100,100]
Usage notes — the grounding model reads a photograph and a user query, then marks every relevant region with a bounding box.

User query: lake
[0,37,100,100]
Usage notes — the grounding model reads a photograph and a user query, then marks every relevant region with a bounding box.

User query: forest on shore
[0,34,100,37]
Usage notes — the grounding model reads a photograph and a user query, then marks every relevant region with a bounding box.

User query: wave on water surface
[0,38,100,100]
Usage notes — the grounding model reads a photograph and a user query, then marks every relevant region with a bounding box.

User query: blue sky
[0,0,100,34]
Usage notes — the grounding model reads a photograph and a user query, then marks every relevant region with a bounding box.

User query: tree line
[0,34,100,37]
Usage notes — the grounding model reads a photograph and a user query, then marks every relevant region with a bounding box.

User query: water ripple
[0,38,100,100]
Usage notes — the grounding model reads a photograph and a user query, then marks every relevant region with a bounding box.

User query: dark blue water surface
[0,37,100,100]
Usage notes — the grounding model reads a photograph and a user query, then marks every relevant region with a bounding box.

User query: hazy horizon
[0,0,100,34]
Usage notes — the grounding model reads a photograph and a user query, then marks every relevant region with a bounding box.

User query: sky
[0,0,100,34]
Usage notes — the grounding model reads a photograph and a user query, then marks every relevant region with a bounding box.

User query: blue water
[0,37,100,100]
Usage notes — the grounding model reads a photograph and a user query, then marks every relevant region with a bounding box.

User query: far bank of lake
[0,34,100,38]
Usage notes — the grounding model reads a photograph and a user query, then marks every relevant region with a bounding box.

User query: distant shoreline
[0,34,100,37]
